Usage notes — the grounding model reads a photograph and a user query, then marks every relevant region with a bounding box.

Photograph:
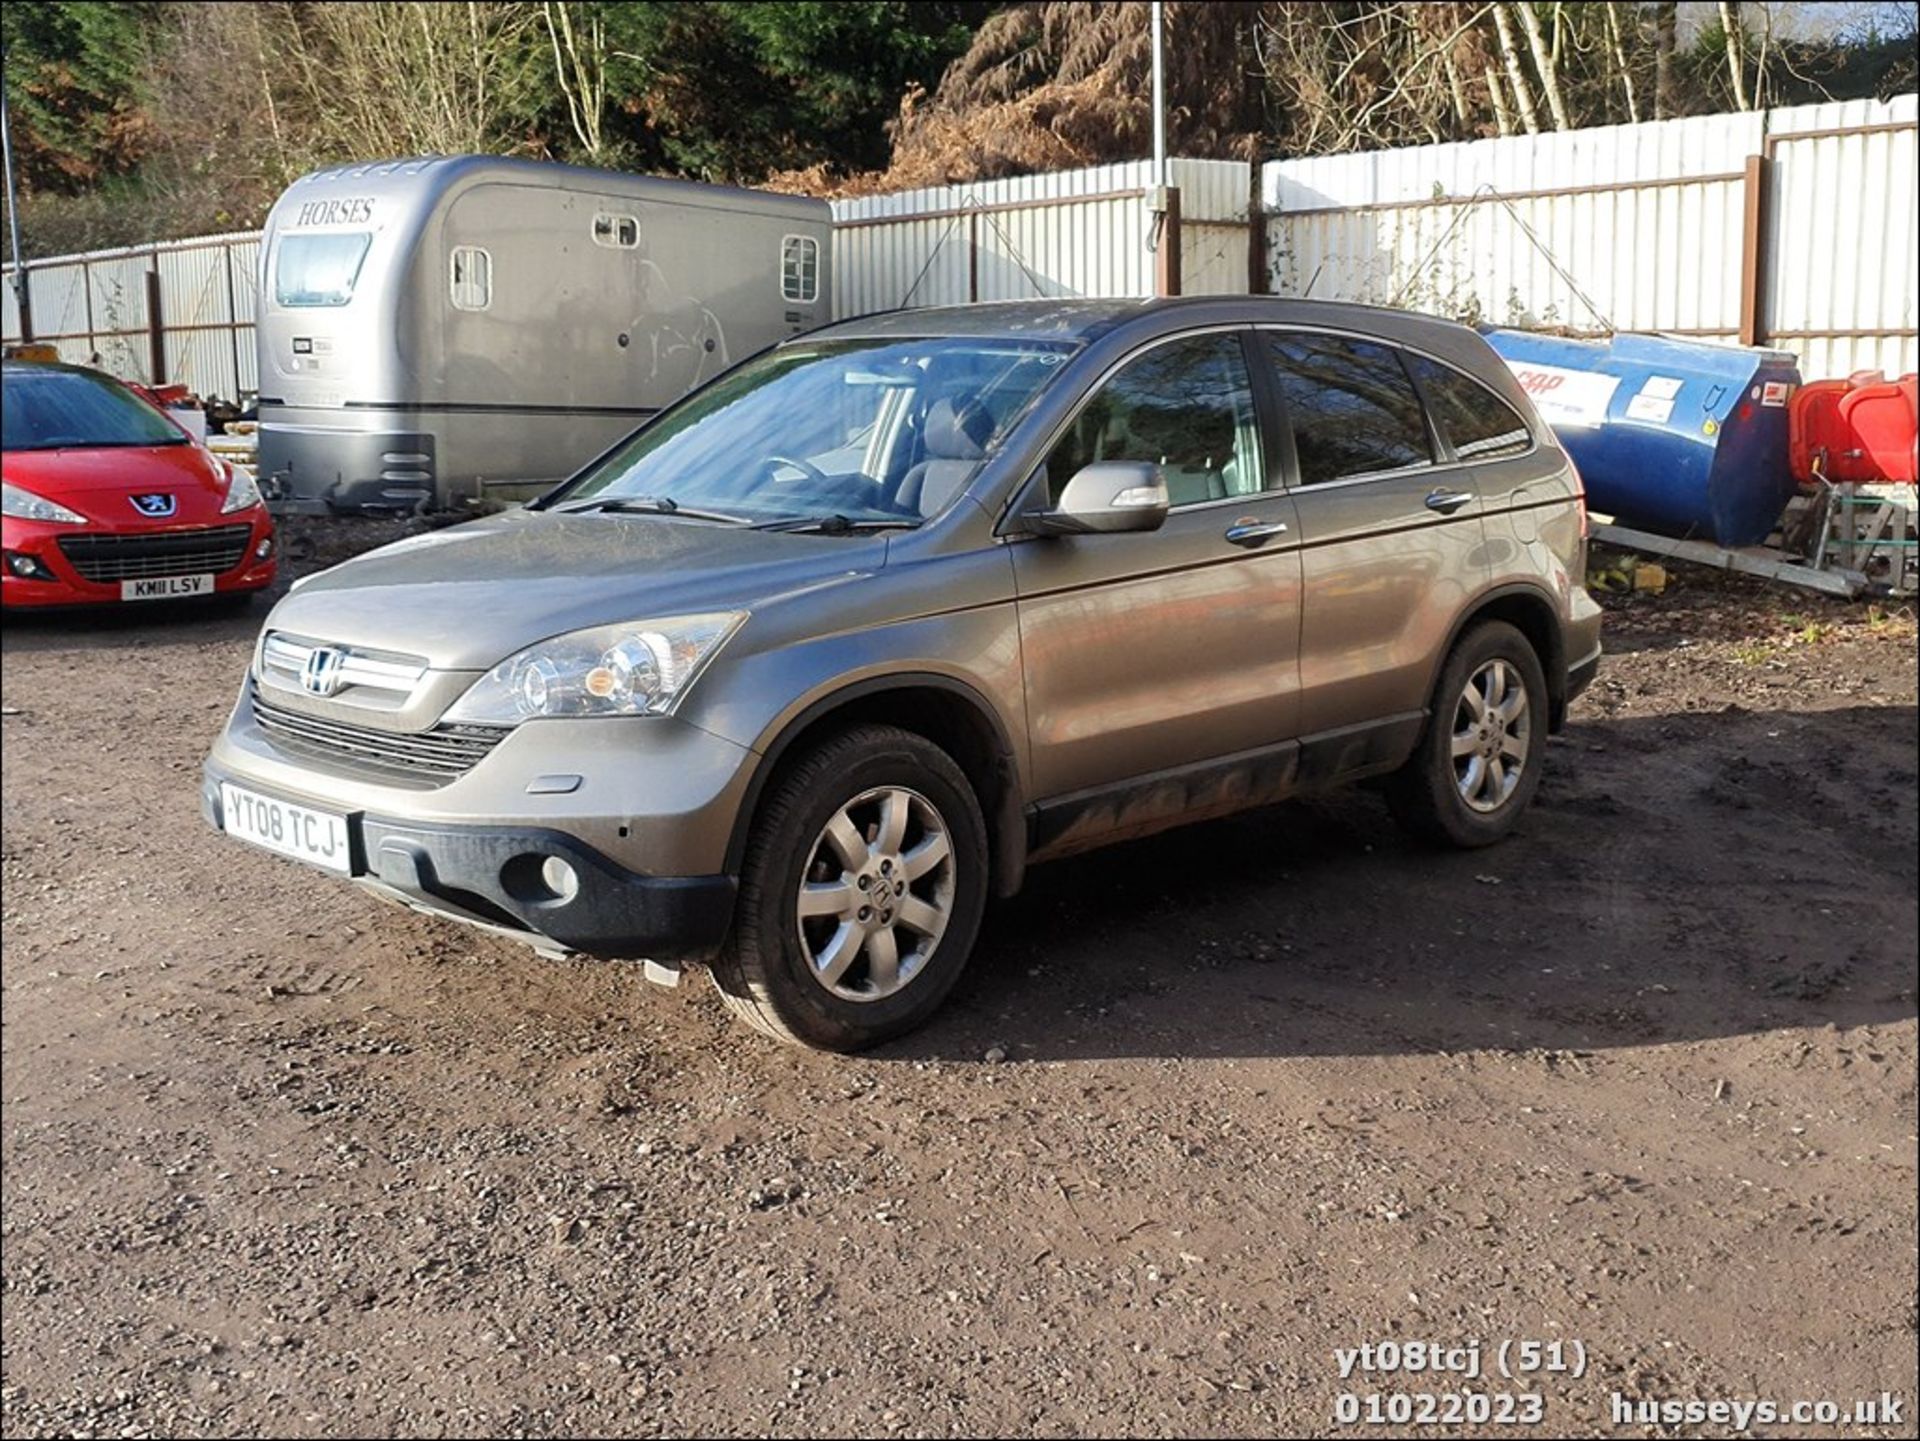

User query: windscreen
[1,368,189,451]
[549,337,1076,525]
[274,232,373,307]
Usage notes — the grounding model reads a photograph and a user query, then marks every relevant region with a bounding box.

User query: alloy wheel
[1451,657,1531,813]
[795,786,955,1002]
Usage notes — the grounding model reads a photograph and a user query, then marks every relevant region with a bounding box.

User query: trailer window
[782,235,820,304]
[593,214,639,248]
[274,232,373,308]
[450,246,492,311]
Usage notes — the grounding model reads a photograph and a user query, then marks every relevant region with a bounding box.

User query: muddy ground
[2,531,1916,1439]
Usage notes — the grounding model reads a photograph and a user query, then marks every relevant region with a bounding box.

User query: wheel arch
[1433,583,1571,730]
[723,673,1028,898]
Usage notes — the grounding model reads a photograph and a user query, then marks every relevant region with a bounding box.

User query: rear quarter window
[1406,353,1534,461]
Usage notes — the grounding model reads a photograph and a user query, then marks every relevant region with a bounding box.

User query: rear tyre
[713,724,989,1051]
[1388,620,1548,848]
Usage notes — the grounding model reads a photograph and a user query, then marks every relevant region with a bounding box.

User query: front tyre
[713,724,989,1050]
[1388,620,1548,848]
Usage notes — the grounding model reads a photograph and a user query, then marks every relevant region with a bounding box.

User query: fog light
[255,536,274,561]
[5,552,52,580]
[539,856,580,904]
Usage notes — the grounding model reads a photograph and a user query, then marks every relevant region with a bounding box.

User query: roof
[282,154,830,221]
[4,358,101,378]
[813,294,1484,347]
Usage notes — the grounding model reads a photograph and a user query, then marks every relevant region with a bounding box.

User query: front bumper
[203,687,760,959]
[201,775,735,959]
[2,510,278,608]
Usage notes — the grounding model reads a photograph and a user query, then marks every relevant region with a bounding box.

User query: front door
[1010,329,1304,807]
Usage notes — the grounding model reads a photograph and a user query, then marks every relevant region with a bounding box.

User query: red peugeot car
[2,359,277,610]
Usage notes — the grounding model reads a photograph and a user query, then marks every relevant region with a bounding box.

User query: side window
[592,213,639,248]
[1266,333,1433,485]
[449,246,491,311]
[1044,333,1264,508]
[1405,353,1533,460]
[782,235,820,304]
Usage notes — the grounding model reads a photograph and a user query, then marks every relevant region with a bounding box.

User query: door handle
[1424,488,1476,514]
[1224,519,1289,547]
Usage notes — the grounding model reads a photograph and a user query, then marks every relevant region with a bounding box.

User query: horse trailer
[255,155,832,513]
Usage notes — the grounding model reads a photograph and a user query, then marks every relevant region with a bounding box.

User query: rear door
[1011,328,1303,803]
[1259,330,1490,761]
[1400,350,1569,591]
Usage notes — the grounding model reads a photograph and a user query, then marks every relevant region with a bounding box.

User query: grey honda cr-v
[204,297,1601,1049]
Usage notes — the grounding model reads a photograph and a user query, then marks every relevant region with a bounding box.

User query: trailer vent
[450,246,491,310]
[781,235,819,305]
[593,213,639,249]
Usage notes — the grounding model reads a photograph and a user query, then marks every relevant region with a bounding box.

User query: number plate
[123,573,213,601]
[220,782,351,874]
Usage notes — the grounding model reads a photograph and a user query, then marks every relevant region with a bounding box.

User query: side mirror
[1027,461,1169,536]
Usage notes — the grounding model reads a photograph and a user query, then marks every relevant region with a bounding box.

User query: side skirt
[1024,711,1425,864]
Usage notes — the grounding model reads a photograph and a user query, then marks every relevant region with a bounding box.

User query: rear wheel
[1388,620,1548,848]
[713,724,989,1050]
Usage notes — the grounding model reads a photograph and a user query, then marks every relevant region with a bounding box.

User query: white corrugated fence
[1263,94,1917,379]
[3,231,260,399]
[4,96,1913,398]
[829,157,1252,315]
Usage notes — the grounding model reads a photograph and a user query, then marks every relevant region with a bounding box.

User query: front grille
[59,524,252,582]
[251,687,508,781]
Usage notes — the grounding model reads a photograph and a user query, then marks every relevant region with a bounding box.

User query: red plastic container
[1790,379,1857,482]
[1788,371,1918,484]
[1837,373,1918,483]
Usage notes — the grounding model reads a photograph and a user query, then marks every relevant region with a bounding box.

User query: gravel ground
[2,531,1916,1439]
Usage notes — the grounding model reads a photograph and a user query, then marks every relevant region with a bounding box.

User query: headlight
[443,612,745,724]
[220,464,263,513]
[2,482,88,524]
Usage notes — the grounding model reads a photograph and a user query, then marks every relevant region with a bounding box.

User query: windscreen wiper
[555,495,750,524]
[752,514,923,535]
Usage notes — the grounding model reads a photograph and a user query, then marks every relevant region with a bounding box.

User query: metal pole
[1150,0,1167,189]
[1,75,30,334]
[1147,0,1180,298]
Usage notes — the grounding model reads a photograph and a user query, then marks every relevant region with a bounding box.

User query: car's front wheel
[1388,619,1548,848]
[713,724,989,1050]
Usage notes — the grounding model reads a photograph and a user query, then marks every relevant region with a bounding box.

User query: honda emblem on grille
[301,647,346,697]
[130,493,177,518]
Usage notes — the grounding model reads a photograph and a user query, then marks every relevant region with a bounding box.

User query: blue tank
[1482,329,1802,547]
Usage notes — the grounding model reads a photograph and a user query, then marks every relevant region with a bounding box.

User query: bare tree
[541,1,610,161]
[1484,64,1516,135]
[1653,0,1679,118]
[1515,1,1573,130]
[1490,2,1544,133]
[1718,0,1753,109]
[283,2,544,161]
[1604,1,1642,122]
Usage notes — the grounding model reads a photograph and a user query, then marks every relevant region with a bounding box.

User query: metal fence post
[1153,186,1183,298]
[145,267,165,382]
[1738,153,1771,347]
